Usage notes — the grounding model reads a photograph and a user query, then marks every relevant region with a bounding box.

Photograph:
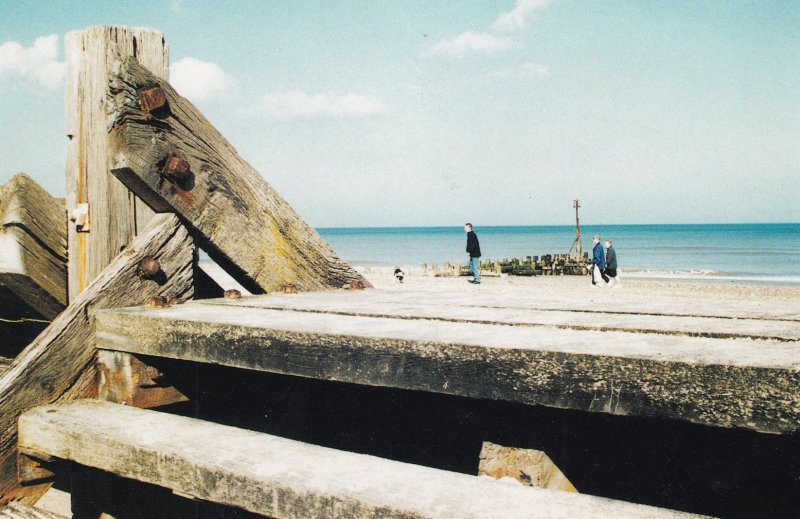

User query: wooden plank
[107,56,368,293]
[357,283,800,321]
[18,401,702,518]
[0,502,66,519]
[65,26,169,302]
[193,291,800,341]
[0,215,193,504]
[0,174,66,319]
[95,299,800,434]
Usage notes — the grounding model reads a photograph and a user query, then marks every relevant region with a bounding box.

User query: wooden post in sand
[65,26,169,301]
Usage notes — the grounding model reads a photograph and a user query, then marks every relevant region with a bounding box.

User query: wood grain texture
[18,401,702,518]
[65,26,169,302]
[0,215,193,504]
[0,174,66,319]
[108,56,368,293]
[96,351,187,408]
[96,294,800,434]
[0,502,66,519]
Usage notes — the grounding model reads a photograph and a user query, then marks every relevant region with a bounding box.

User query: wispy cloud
[488,62,550,79]
[170,57,235,101]
[425,31,513,58]
[492,0,553,32]
[0,35,65,89]
[244,90,385,120]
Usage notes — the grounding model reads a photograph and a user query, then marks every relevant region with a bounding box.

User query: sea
[318,223,800,285]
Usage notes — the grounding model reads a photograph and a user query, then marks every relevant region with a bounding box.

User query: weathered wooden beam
[0,502,66,519]
[108,56,368,293]
[0,214,193,504]
[65,26,169,301]
[18,401,701,518]
[95,296,800,434]
[0,174,66,320]
[193,289,800,341]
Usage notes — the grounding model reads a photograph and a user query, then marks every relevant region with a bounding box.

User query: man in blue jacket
[591,235,608,286]
[465,223,481,284]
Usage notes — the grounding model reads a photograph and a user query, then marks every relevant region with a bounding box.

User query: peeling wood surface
[96,289,800,434]
[478,441,577,493]
[65,26,168,301]
[108,57,367,293]
[0,174,66,319]
[96,351,187,408]
[18,401,703,518]
[0,215,193,504]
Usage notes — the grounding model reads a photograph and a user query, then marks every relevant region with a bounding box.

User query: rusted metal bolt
[145,295,170,308]
[138,256,161,279]
[162,153,191,181]
[138,84,167,117]
[224,289,242,300]
[344,281,365,290]
[281,283,298,294]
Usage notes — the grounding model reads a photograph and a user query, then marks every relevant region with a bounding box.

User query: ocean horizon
[317,223,800,285]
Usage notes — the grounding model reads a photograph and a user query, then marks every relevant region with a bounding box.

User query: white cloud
[492,0,553,32]
[522,62,550,76]
[245,90,385,120]
[0,35,65,89]
[170,57,235,101]
[425,31,512,58]
[488,62,550,79]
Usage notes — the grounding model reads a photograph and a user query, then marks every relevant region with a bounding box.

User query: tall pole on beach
[573,199,582,257]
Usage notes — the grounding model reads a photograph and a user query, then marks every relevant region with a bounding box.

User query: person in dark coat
[604,240,619,287]
[591,235,608,286]
[464,223,481,284]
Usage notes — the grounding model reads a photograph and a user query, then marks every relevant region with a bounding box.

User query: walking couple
[591,235,619,287]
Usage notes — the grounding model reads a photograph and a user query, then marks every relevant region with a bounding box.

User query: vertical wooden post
[65,26,169,302]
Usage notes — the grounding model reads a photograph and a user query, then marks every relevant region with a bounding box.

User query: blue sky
[1,1,798,226]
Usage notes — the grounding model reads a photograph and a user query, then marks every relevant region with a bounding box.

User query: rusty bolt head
[145,295,170,308]
[345,281,365,290]
[138,256,161,278]
[138,85,167,116]
[224,289,242,300]
[162,153,191,181]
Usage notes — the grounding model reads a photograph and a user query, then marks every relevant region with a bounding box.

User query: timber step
[95,293,800,434]
[18,401,701,519]
[0,502,66,519]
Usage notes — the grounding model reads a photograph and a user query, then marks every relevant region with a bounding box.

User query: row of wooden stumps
[422,253,591,278]
[0,24,367,510]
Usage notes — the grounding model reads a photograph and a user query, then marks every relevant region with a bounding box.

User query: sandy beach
[363,269,800,304]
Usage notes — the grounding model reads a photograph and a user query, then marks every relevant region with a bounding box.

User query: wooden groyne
[423,253,591,278]
[0,24,796,518]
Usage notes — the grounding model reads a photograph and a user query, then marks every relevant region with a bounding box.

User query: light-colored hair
[592,235,600,240]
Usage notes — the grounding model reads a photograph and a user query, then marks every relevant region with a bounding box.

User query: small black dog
[394,268,405,283]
